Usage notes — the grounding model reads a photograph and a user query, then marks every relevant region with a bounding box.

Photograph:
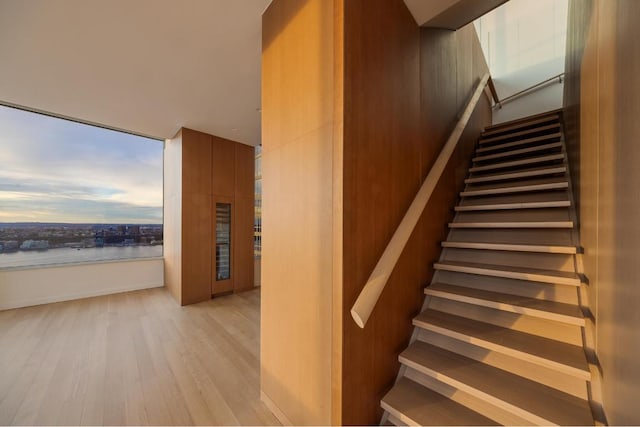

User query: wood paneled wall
[341,6,490,422]
[261,0,343,425]
[164,128,255,306]
[563,1,640,424]
[261,0,489,424]
[182,128,214,305]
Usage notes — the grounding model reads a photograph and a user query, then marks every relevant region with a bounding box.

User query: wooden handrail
[350,73,491,329]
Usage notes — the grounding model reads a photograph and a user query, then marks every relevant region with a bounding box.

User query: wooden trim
[349,73,491,329]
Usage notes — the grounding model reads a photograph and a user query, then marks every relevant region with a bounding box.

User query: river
[0,245,163,269]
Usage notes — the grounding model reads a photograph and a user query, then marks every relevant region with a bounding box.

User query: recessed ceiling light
[231,128,238,131]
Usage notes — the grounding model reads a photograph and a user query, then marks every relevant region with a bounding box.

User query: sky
[0,105,163,224]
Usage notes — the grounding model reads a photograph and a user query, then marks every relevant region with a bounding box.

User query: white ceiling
[0,0,271,144]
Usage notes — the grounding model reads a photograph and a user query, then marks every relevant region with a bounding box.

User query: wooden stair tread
[425,283,584,325]
[433,260,582,286]
[455,200,570,211]
[483,112,560,135]
[476,132,562,154]
[442,241,577,254]
[382,377,497,426]
[465,166,567,184]
[413,310,591,379]
[473,142,563,162]
[461,181,568,197]
[400,341,593,426]
[480,123,561,144]
[469,154,565,173]
[449,221,574,229]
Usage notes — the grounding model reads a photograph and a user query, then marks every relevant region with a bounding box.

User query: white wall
[0,258,164,310]
[474,0,568,124]
[493,79,564,124]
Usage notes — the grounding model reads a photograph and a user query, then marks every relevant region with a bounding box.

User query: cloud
[0,105,163,223]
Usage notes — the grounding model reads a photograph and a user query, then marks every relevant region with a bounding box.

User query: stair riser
[434,263,581,286]
[480,124,561,145]
[425,288,585,326]
[473,142,563,163]
[427,297,584,345]
[476,133,562,154]
[416,330,589,400]
[461,182,568,197]
[441,242,577,254]
[465,167,567,184]
[403,368,531,426]
[441,248,576,273]
[469,154,564,173]
[447,228,574,249]
[455,201,570,211]
[458,190,570,206]
[434,270,580,305]
[454,208,571,222]
[482,115,559,137]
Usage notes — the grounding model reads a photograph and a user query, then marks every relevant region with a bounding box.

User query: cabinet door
[212,197,234,295]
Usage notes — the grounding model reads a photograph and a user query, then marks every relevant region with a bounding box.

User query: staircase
[381,111,595,426]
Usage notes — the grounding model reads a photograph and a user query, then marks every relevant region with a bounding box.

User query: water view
[0,222,163,269]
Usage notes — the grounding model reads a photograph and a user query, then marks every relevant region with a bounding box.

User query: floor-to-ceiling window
[0,104,163,269]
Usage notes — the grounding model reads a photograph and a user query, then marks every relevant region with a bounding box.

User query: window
[0,104,163,268]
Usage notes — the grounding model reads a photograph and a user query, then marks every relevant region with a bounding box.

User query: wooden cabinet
[164,127,255,305]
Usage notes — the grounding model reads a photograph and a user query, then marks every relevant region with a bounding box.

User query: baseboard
[0,282,164,311]
[261,390,293,426]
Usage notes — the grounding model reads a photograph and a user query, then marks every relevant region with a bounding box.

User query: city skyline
[0,105,163,224]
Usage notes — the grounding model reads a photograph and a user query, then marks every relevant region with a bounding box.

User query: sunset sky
[0,105,163,224]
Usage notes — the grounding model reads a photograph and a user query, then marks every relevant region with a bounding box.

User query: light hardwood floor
[0,287,279,426]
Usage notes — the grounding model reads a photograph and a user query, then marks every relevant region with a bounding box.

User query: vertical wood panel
[233,144,255,292]
[182,128,212,196]
[181,129,213,305]
[234,144,255,199]
[211,136,235,198]
[182,193,212,305]
[233,196,255,292]
[261,0,340,425]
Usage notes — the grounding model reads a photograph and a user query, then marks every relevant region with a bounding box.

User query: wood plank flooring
[0,287,278,426]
